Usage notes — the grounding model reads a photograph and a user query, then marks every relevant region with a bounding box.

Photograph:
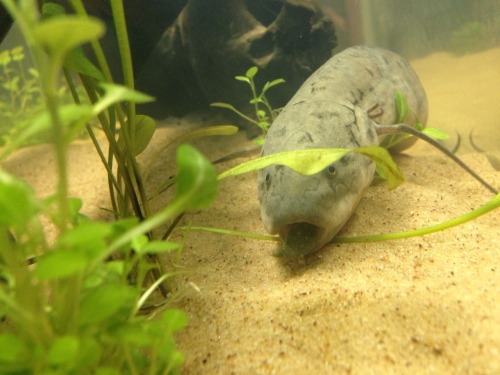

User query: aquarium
[0,1,499,374]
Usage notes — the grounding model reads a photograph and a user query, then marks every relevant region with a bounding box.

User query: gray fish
[258,45,428,257]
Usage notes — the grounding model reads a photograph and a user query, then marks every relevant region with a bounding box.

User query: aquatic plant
[0,0,221,373]
[211,66,285,144]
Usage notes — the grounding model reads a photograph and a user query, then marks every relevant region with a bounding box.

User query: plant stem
[333,192,500,243]
[110,0,135,143]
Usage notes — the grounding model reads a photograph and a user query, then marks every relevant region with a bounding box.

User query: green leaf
[422,127,449,140]
[395,91,409,123]
[210,102,238,111]
[47,336,80,367]
[79,283,136,326]
[263,78,285,92]
[354,146,404,189]
[1,104,93,157]
[129,115,156,156]
[64,47,104,80]
[168,125,238,145]
[41,2,66,18]
[218,146,404,189]
[234,76,250,84]
[162,309,188,333]
[136,240,180,254]
[95,367,121,375]
[56,221,112,257]
[93,83,154,114]
[34,249,89,279]
[173,144,218,211]
[0,170,38,226]
[245,66,258,78]
[218,148,349,178]
[0,333,29,363]
[34,15,105,57]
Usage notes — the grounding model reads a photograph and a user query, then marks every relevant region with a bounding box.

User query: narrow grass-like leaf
[168,126,239,145]
[422,127,449,140]
[395,91,409,123]
[135,240,180,254]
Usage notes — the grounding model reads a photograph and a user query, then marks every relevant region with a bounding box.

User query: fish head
[258,101,378,257]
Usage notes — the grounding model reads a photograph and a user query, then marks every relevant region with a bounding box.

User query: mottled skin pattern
[258,45,428,257]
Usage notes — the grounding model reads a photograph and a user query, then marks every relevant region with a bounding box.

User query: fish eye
[327,164,336,176]
[265,173,271,183]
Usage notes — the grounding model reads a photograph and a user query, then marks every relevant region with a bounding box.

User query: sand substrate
[3,48,500,374]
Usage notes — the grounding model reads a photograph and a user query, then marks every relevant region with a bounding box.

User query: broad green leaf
[114,322,153,346]
[131,234,149,253]
[47,336,80,367]
[34,16,105,57]
[35,250,88,279]
[79,283,136,326]
[74,337,101,370]
[41,2,65,18]
[422,127,449,140]
[161,309,188,333]
[56,221,112,259]
[0,333,29,363]
[0,50,11,65]
[93,83,154,114]
[355,146,404,189]
[95,367,121,375]
[218,146,404,189]
[218,148,349,179]
[0,170,38,226]
[128,115,156,156]
[245,66,258,78]
[174,144,218,210]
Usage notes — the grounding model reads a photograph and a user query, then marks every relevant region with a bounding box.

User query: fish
[257,45,428,257]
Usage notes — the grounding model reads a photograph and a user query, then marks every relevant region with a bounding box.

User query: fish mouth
[276,222,330,258]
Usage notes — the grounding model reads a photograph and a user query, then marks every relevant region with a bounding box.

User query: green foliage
[211,66,285,143]
[0,0,221,373]
[0,46,44,147]
[379,91,448,150]
[0,143,215,374]
[218,145,404,190]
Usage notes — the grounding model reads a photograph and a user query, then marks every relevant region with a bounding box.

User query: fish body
[258,45,428,257]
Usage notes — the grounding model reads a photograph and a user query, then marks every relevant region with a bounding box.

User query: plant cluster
[0,0,220,373]
[211,66,285,144]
